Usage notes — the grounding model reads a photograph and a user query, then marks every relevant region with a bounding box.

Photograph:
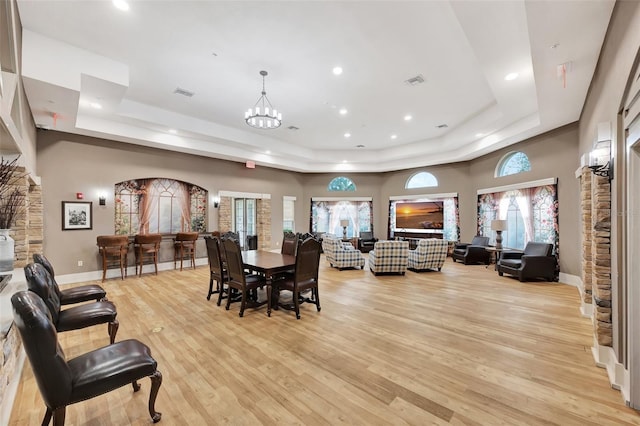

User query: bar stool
[96,235,129,282]
[134,234,162,276]
[174,232,198,271]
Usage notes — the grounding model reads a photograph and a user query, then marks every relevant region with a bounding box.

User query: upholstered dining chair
[96,235,129,282]
[11,290,162,426]
[24,262,119,344]
[33,253,107,305]
[222,238,267,317]
[274,238,322,319]
[281,232,299,256]
[133,233,162,276]
[173,232,199,271]
[204,236,229,303]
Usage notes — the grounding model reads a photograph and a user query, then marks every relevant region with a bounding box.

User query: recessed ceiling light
[390,134,398,140]
[404,115,412,121]
[339,108,348,115]
[342,160,348,163]
[90,102,102,109]
[333,66,343,76]
[265,150,271,154]
[475,133,484,138]
[168,129,177,134]
[505,72,519,81]
[112,0,130,11]
[344,133,351,138]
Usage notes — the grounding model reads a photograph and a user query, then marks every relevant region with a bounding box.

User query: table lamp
[340,220,349,240]
[491,220,507,250]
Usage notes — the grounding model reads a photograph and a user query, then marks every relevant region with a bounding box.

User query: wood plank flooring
[9,256,640,425]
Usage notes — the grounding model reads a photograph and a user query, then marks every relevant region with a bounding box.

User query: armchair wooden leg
[132,380,141,392]
[108,319,119,344]
[52,407,66,426]
[42,407,52,426]
[149,370,163,423]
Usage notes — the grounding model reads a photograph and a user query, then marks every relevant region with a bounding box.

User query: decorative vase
[0,229,15,273]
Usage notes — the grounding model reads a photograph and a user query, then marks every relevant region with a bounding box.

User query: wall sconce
[340,219,349,240]
[213,196,220,208]
[491,219,507,250]
[99,193,106,206]
[588,139,614,181]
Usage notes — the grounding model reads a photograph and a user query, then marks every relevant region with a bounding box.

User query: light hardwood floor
[9,256,640,425]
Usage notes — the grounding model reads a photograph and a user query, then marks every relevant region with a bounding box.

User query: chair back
[222,238,247,285]
[97,235,129,254]
[360,231,373,240]
[221,231,240,242]
[205,236,225,281]
[281,232,299,256]
[470,236,490,246]
[11,291,73,410]
[175,232,199,243]
[24,262,61,323]
[523,242,553,256]
[294,238,321,285]
[33,253,63,299]
[134,233,162,246]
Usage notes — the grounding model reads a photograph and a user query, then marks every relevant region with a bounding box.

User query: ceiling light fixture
[391,134,398,139]
[339,108,348,115]
[333,66,343,75]
[404,115,412,121]
[505,72,519,81]
[344,133,351,138]
[90,102,102,109]
[112,0,130,11]
[245,70,282,129]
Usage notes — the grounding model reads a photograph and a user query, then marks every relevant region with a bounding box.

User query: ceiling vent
[287,126,299,130]
[436,124,448,129]
[173,87,195,97]
[404,74,425,86]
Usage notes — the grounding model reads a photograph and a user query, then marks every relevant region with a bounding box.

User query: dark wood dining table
[241,250,296,316]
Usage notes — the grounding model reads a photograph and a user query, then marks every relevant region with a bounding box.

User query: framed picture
[62,201,93,230]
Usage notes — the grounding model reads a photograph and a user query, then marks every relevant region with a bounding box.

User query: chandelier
[245,70,282,129]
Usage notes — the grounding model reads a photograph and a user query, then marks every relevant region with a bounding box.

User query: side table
[484,247,503,271]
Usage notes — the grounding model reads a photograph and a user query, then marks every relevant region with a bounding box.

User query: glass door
[234,198,256,249]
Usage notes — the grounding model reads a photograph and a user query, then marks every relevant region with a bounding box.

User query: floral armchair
[321,236,365,270]
[407,239,448,272]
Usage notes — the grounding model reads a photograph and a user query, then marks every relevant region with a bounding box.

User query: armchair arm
[454,242,469,249]
[466,245,487,254]
[500,250,523,260]
[521,255,557,270]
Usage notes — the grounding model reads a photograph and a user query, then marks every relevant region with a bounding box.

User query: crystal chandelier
[245,70,282,129]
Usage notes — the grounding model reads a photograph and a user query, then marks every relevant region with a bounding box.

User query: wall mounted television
[395,201,444,230]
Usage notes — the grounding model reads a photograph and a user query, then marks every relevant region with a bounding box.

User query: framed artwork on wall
[62,201,93,230]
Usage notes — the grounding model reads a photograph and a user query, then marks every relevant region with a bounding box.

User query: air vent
[287,126,299,130]
[356,144,365,148]
[436,124,448,129]
[173,87,194,97]
[404,74,425,86]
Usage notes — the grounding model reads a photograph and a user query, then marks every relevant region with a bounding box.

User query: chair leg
[294,290,300,319]
[42,407,52,426]
[149,370,163,423]
[207,275,214,300]
[102,254,107,283]
[239,290,247,317]
[314,287,321,312]
[108,319,119,344]
[180,246,184,271]
[225,287,232,310]
[52,407,66,426]
[154,253,158,275]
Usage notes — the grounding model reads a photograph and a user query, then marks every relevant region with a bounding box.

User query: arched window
[405,172,438,188]
[114,178,207,235]
[496,152,531,177]
[328,176,356,191]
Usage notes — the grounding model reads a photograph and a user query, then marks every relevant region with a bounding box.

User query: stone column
[218,196,232,232]
[591,173,612,346]
[257,199,271,250]
[581,167,593,305]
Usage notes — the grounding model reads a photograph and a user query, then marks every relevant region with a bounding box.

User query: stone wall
[581,167,593,304]
[591,172,612,346]
[0,324,21,412]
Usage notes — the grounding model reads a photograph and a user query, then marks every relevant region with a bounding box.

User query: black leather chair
[357,231,378,253]
[274,238,322,319]
[497,242,558,282]
[33,253,107,305]
[11,291,162,425]
[204,236,230,304]
[24,263,119,344]
[451,236,491,265]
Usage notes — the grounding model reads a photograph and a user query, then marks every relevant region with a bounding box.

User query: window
[114,178,207,235]
[311,200,372,237]
[283,197,295,232]
[405,172,438,188]
[328,176,356,191]
[496,151,531,177]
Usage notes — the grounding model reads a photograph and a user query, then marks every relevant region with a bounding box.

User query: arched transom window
[496,151,531,177]
[405,172,438,188]
[328,176,356,191]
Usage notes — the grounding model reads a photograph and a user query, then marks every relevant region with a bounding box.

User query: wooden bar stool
[134,234,162,276]
[96,235,129,282]
[174,232,198,271]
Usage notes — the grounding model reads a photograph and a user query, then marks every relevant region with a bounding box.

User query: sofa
[321,236,365,270]
[451,236,491,265]
[497,242,558,282]
[368,240,409,275]
[407,239,448,272]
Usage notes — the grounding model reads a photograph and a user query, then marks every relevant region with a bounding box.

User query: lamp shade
[491,220,507,231]
[340,220,349,227]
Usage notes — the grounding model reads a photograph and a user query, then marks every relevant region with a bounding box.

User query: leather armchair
[33,253,107,305]
[451,236,491,265]
[357,231,378,253]
[497,242,558,282]
[11,291,162,425]
[24,262,119,344]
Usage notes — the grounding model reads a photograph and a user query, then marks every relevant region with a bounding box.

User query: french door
[234,198,256,249]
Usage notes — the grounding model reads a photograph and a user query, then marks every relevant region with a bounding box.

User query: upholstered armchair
[407,239,448,272]
[321,236,365,270]
[368,240,409,275]
[357,231,378,253]
[497,242,558,282]
[451,236,491,265]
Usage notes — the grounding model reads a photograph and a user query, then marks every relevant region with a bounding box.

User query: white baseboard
[558,272,593,318]
[0,348,25,426]
[592,339,630,404]
[56,258,208,286]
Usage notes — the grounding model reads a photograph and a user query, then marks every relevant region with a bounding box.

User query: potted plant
[0,157,26,273]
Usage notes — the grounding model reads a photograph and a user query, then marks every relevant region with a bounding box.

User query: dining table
[241,250,296,316]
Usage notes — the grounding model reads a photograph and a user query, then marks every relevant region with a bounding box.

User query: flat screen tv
[395,201,444,230]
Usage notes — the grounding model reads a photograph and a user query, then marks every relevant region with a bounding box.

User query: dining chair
[281,232,299,256]
[24,262,119,344]
[173,232,199,271]
[96,235,129,282]
[134,233,162,276]
[222,238,267,317]
[33,253,107,305]
[274,237,322,319]
[204,236,229,304]
[11,290,162,426]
